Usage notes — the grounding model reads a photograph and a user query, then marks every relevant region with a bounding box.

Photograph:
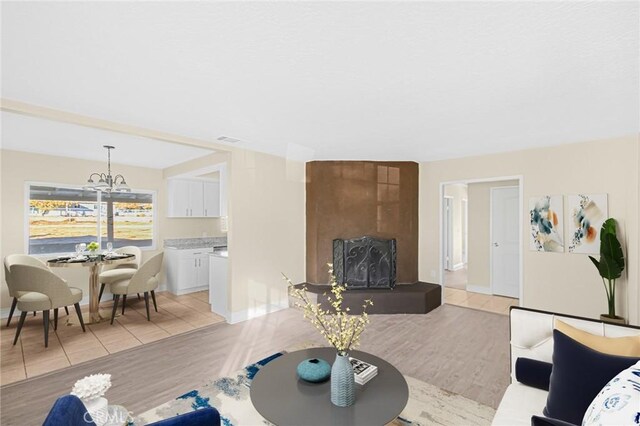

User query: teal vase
[330,352,355,407]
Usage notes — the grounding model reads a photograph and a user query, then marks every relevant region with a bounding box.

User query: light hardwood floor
[0,291,224,385]
[0,304,510,425]
[444,287,518,315]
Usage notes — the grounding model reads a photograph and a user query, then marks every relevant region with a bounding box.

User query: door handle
[493,242,499,247]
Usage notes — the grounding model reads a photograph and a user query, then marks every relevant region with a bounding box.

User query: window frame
[24,181,158,257]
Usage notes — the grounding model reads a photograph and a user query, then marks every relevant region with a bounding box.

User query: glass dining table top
[47,253,135,266]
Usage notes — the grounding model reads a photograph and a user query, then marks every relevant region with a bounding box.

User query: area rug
[134,351,495,426]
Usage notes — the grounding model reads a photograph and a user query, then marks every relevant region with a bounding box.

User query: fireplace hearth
[333,236,397,289]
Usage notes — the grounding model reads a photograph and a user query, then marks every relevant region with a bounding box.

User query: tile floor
[0,291,224,385]
[443,267,468,290]
[444,287,518,315]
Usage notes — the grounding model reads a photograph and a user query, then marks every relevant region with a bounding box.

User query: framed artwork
[529,195,564,252]
[568,194,608,254]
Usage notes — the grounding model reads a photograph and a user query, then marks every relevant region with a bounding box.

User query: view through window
[28,184,154,254]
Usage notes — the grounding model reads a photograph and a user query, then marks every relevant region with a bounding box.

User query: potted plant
[588,218,626,324]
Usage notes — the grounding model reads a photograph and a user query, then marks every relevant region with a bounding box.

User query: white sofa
[492,307,640,425]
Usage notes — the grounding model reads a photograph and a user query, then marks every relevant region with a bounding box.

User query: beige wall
[444,184,467,268]
[226,149,305,320]
[466,180,519,290]
[419,136,639,323]
[0,149,223,309]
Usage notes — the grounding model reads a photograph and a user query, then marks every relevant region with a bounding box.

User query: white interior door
[444,197,454,271]
[491,187,520,298]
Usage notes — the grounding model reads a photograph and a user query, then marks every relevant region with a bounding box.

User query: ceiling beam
[1,98,231,153]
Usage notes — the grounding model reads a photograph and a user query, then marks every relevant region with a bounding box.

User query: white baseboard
[452,263,465,271]
[466,284,492,295]
[228,301,290,324]
[172,285,208,296]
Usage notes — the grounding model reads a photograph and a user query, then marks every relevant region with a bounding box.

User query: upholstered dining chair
[9,264,86,347]
[110,252,164,324]
[97,245,142,303]
[3,254,69,327]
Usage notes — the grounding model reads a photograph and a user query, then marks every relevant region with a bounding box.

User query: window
[28,184,155,255]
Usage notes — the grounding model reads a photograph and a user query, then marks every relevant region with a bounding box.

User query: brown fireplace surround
[306,161,419,285]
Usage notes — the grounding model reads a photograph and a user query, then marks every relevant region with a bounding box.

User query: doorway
[442,185,468,290]
[440,177,522,314]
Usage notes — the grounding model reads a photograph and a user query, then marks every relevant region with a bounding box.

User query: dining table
[47,252,136,324]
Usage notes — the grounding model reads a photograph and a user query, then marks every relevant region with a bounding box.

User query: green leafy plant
[588,218,625,319]
[87,241,100,252]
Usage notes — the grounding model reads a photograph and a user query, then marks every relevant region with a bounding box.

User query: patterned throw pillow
[582,360,640,425]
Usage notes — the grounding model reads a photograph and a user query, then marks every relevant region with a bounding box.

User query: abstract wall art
[529,195,564,252]
[568,194,608,254]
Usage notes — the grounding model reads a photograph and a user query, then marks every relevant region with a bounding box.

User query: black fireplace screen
[333,236,397,289]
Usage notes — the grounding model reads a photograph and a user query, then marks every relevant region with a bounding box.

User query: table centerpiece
[283,264,373,407]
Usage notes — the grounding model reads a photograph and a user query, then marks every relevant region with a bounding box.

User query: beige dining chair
[110,252,164,324]
[98,246,142,303]
[9,264,86,347]
[4,254,69,326]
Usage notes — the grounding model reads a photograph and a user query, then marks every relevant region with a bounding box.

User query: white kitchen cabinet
[203,181,220,217]
[209,254,229,320]
[188,181,205,217]
[167,180,191,217]
[167,179,222,218]
[165,247,213,294]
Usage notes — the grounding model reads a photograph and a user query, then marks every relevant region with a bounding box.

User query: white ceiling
[1,1,638,162]
[0,112,215,169]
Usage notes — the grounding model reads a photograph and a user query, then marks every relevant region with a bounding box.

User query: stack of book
[350,357,378,385]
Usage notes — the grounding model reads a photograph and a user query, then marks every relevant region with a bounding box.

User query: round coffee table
[250,348,409,426]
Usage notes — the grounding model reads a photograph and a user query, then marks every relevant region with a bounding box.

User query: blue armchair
[147,408,221,426]
[43,395,96,426]
[44,395,220,426]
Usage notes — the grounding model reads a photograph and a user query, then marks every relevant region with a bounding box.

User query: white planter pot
[82,396,108,426]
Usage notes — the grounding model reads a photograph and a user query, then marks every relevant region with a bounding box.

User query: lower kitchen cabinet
[165,248,213,295]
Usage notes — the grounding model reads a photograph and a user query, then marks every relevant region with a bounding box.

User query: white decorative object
[71,374,112,426]
[83,397,109,425]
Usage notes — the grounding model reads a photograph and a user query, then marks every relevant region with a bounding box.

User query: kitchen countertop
[210,250,228,258]
[164,237,227,250]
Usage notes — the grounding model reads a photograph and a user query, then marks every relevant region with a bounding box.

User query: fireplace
[333,236,397,289]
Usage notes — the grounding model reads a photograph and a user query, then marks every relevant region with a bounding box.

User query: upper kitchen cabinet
[167,178,223,218]
[203,181,220,217]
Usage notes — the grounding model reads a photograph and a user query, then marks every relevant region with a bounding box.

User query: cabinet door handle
[194,259,197,267]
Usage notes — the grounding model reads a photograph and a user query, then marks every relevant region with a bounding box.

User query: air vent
[217,136,241,143]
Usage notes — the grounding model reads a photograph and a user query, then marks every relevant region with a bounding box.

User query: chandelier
[83,145,130,192]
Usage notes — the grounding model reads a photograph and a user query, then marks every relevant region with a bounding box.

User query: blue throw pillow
[516,357,553,391]
[544,330,640,425]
